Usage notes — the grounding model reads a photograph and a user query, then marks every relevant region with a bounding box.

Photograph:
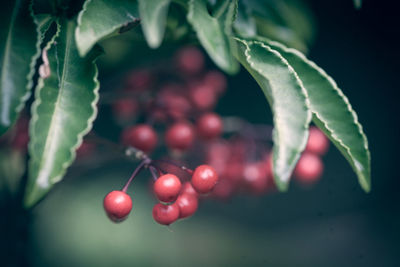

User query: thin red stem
[122,159,150,193]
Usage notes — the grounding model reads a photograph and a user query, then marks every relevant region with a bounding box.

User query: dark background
[2,0,400,266]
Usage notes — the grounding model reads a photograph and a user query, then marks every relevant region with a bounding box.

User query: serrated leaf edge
[234,37,311,190]
[29,21,101,191]
[266,39,371,191]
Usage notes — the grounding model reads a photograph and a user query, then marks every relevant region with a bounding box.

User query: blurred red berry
[176,46,204,74]
[112,99,139,121]
[152,203,180,225]
[242,162,269,194]
[305,126,329,155]
[122,124,158,153]
[176,193,198,218]
[189,84,217,111]
[125,70,151,91]
[153,174,182,203]
[197,112,223,140]
[212,177,235,200]
[103,191,133,223]
[294,153,324,184]
[203,71,227,95]
[191,165,218,194]
[165,121,194,151]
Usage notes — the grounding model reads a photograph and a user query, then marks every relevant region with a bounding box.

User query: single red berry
[122,124,157,153]
[153,174,182,202]
[181,182,198,197]
[176,46,204,74]
[191,165,218,194]
[165,121,194,151]
[294,153,324,184]
[152,203,180,225]
[125,69,151,91]
[112,99,139,121]
[242,162,269,195]
[189,84,217,111]
[305,126,329,155]
[196,112,223,140]
[176,193,198,218]
[103,191,133,223]
[203,71,227,95]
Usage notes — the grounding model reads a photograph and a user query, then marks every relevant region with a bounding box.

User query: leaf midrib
[37,21,73,183]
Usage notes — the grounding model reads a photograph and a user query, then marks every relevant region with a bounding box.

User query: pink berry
[305,126,329,155]
[204,71,227,95]
[165,121,195,151]
[196,112,223,140]
[176,46,204,74]
[294,153,324,184]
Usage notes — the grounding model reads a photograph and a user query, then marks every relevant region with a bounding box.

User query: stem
[149,166,160,181]
[121,159,150,193]
[153,159,193,175]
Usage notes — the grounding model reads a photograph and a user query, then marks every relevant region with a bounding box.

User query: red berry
[196,112,223,140]
[294,153,324,184]
[242,162,269,194]
[181,182,198,197]
[122,124,157,153]
[204,71,227,95]
[191,165,218,194]
[305,126,329,155]
[112,99,139,121]
[125,70,151,91]
[153,174,182,202]
[176,193,198,218]
[158,86,191,119]
[176,46,204,74]
[189,84,217,111]
[212,177,235,200]
[152,203,180,225]
[165,121,194,151]
[103,191,133,223]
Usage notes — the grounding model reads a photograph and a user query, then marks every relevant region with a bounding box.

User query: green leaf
[0,0,48,136]
[138,0,171,49]
[24,19,103,208]
[353,0,362,9]
[75,0,139,57]
[187,0,239,74]
[264,40,371,192]
[232,38,311,191]
[234,0,257,37]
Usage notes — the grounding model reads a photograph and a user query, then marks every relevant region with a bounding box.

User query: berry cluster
[103,160,218,225]
[83,46,329,225]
